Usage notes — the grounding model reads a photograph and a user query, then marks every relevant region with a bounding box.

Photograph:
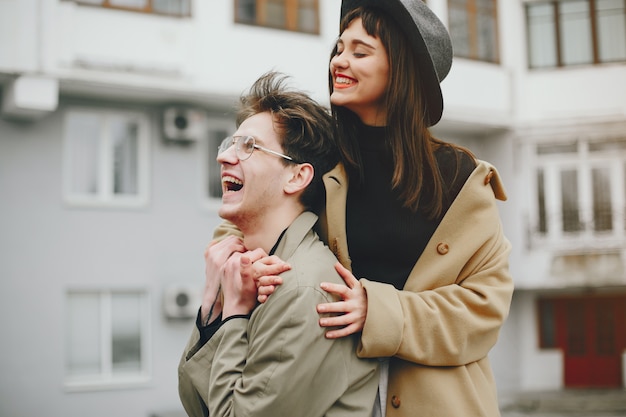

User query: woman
[223,1,514,416]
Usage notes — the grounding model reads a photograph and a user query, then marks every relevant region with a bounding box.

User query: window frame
[525,0,626,69]
[529,136,626,250]
[448,0,500,63]
[62,107,151,210]
[234,0,321,35]
[64,289,152,391]
[71,0,192,18]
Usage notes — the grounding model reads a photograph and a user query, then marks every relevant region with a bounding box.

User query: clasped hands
[202,235,367,337]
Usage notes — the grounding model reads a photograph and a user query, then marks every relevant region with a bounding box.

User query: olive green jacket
[178,212,379,417]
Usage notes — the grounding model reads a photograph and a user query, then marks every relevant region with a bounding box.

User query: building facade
[0,1,624,416]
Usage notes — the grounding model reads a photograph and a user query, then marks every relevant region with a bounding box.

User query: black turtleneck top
[345,124,475,290]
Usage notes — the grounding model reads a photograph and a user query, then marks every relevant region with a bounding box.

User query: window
[531,137,626,248]
[526,0,626,68]
[538,298,557,348]
[73,0,191,17]
[235,0,320,34]
[65,290,151,390]
[63,109,150,208]
[448,0,499,63]
[200,119,237,208]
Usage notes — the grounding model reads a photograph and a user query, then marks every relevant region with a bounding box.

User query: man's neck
[239,206,304,254]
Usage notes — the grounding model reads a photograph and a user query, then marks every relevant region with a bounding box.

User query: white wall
[0,97,231,416]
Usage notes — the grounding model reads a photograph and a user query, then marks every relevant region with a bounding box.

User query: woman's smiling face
[329,17,390,126]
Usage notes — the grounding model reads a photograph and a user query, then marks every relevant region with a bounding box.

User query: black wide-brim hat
[340,0,453,126]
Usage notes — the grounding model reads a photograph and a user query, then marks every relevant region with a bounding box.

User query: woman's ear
[283,163,314,195]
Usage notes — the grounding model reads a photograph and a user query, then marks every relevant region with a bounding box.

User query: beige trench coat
[318,159,514,417]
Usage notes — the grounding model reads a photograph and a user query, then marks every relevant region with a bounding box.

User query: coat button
[437,242,449,255]
[484,169,494,185]
[391,395,401,408]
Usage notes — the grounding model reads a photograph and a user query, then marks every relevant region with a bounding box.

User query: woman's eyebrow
[338,37,376,50]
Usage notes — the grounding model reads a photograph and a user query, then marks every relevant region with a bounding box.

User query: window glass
[74,0,190,16]
[208,129,228,200]
[527,3,558,68]
[237,0,256,24]
[538,298,557,348]
[64,109,149,208]
[110,118,139,195]
[537,141,578,155]
[153,0,190,15]
[449,0,471,58]
[476,6,498,62]
[592,167,613,231]
[537,169,547,234]
[110,0,147,7]
[65,290,149,388]
[67,113,100,196]
[111,293,142,373]
[527,0,625,68]
[534,137,626,245]
[596,0,626,62]
[298,0,318,34]
[589,138,626,152]
[561,169,581,232]
[448,0,499,63]
[266,0,286,28]
[560,0,593,65]
[66,293,101,376]
[235,0,319,34]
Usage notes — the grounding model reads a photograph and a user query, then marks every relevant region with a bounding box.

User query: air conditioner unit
[162,107,207,142]
[163,284,201,319]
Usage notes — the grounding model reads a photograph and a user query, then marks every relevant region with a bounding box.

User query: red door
[554,296,625,388]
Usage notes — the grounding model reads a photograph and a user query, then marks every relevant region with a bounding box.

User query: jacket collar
[272,211,319,261]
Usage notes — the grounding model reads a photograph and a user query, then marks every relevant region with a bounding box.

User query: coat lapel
[403,160,507,292]
[321,163,351,270]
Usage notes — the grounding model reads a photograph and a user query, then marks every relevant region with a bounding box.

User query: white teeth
[336,76,353,84]
[222,175,242,185]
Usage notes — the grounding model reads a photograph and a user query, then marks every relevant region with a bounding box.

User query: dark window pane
[561,169,582,232]
[539,298,557,348]
[537,169,547,234]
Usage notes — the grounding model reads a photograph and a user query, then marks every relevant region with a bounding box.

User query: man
[178,72,379,417]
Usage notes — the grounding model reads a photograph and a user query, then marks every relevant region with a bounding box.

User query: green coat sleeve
[206,283,357,417]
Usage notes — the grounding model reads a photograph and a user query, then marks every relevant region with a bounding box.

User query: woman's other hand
[239,248,290,303]
[317,262,367,339]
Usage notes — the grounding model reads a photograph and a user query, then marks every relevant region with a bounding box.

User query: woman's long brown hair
[329,7,474,220]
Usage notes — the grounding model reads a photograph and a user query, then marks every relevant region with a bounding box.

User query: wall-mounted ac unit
[163,284,201,319]
[162,107,207,142]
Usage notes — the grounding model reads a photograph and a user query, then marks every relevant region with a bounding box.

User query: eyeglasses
[218,135,299,163]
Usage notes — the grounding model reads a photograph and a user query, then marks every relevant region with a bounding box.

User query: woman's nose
[330,52,348,70]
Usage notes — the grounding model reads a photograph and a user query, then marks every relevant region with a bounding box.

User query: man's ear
[283,163,314,195]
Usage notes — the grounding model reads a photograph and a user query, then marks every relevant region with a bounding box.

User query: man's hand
[221,251,260,318]
[201,235,245,325]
